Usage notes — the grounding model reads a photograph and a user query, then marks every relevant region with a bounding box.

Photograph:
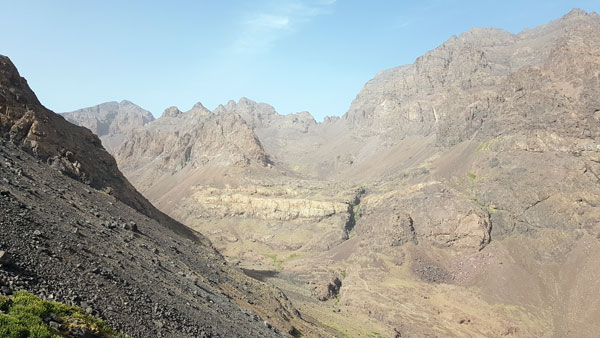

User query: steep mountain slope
[0,56,198,240]
[0,55,327,337]
[62,101,155,152]
[290,9,600,337]
[344,8,600,149]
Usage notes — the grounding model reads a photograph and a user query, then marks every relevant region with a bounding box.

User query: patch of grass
[288,253,302,260]
[476,138,499,152]
[340,270,347,279]
[368,332,387,338]
[353,203,361,219]
[0,291,129,338]
[473,198,485,207]
[466,171,479,201]
[321,321,352,338]
[262,253,284,270]
[464,172,497,213]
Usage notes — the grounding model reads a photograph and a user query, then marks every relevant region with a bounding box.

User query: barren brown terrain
[62,9,600,338]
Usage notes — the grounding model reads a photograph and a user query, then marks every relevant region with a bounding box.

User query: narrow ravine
[344,187,366,238]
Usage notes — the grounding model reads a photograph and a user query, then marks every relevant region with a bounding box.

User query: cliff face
[344,9,600,148]
[62,101,155,152]
[192,186,348,221]
[114,104,269,193]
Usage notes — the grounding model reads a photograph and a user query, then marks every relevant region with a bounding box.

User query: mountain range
[2,8,599,338]
[0,55,323,336]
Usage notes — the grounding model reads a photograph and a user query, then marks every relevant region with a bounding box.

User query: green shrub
[0,291,129,338]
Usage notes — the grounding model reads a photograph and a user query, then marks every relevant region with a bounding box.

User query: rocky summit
[6,7,600,338]
[62,100,155,153]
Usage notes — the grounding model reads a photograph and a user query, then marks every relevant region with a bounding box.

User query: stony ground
[0,139,323,337]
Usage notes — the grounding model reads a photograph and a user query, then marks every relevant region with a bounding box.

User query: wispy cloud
[247,14,291,30]
[395,20,412,29]
[393,0,442,30]
[232,0,336,54]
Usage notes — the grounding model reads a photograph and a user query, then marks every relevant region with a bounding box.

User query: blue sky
[1,1,598,120]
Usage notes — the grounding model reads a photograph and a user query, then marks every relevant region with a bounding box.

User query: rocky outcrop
[214,97,279,129]
[62,101,154,152]
[0,250,9,265]
[193,186,348,221]
[356,183,491,252]
[213,98,320,165]
[163,185,354,253]
[0,55,194,240]
[312,274,342,301]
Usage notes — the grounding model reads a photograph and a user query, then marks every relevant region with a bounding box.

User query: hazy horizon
[2,1,599,120]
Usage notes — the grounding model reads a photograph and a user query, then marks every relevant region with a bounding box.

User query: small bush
[0,291,129,338]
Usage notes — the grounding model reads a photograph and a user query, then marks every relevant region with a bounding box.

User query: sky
[1,1,599,121]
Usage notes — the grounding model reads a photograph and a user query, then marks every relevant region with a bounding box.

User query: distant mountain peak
[119,99,136,106]
[456,27,515,44]
[162,106,183,118]
[563,8,591,19]
[191,101,209,111]
[61,100,154,152]
[238,97,256,105]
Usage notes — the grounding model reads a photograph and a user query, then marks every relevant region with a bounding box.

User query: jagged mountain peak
[563,7,594,19]
[161,105,183,118]
[190,101,210,113]
[212,97,279,129]
[225,99,237,108]
[114,101,269,193]
[159,102,211,120]
[119,99,137,106]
